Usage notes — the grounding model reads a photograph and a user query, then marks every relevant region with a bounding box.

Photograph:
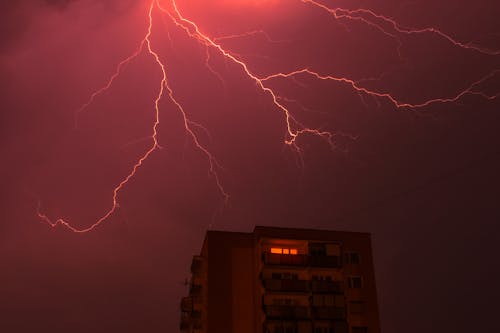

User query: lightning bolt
[38,0,500,232]
[213,29,290,44]
[38,1,227,233]
[301,0,500,56]
[160,0,500,143]
[73,42,145,128]
[260,69,500,109]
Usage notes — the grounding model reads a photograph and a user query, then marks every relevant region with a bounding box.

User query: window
[282,272,299,280]
[325,243,340,256]
[312,274,333,281]
[344,252,361,264]
[313,295,324,306]
[309,243,326,256]
[312,294,345,307]
[270,247,299,255]
[273,298,293,306]
[272,325,297,333]
[271,272,298,280]
[348,276,363,288]
[324,295,335,306]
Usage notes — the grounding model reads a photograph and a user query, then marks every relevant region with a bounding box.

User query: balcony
[180,296,202,312]
[311,280,343,293]
[191,256,204,274]
[191,310,202,319]
[264,320,313,333]
[309,255,340,267]
[190,284,202,297]
[180,297,193,312]
[311,306,346,320]
[180,315,202,331]
[180,317,190,331]
[264,305,310,319]
[263,253,341,268]
[263,253,309,266]
[263,279,309,292]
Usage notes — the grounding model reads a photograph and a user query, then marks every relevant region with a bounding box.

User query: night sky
[1,0,500,332]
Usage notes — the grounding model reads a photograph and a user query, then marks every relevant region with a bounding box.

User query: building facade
[180,226,381,333]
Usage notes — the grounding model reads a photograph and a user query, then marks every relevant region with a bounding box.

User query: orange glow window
[270,247,298,255]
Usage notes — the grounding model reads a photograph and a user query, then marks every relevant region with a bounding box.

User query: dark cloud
[44,0,76,8]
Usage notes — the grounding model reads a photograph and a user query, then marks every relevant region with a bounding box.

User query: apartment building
[180,226,380,333]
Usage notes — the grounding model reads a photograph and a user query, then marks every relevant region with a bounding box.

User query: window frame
[348,276,363,289]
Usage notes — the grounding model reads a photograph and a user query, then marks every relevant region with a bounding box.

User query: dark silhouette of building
[180,226,381,333]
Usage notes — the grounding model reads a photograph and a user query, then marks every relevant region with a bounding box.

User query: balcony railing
[263,279,310,292]
[180,296,203,312]
[191,256,204,274]
[264,305,311,319]
[190,284,202,296]
[180,316,202,331]
[311,280,343,293]
[180,317,190,331]
[263,253,309,266]
[309,255,340,267]
[263,253,341,268]
[311,306,346,320]
[263,321,313,333]
[180,297,193,312]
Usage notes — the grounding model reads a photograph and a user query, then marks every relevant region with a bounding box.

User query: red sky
[1,0,500,332]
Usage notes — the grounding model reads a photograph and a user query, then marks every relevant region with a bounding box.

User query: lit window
[270,247,298,255]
